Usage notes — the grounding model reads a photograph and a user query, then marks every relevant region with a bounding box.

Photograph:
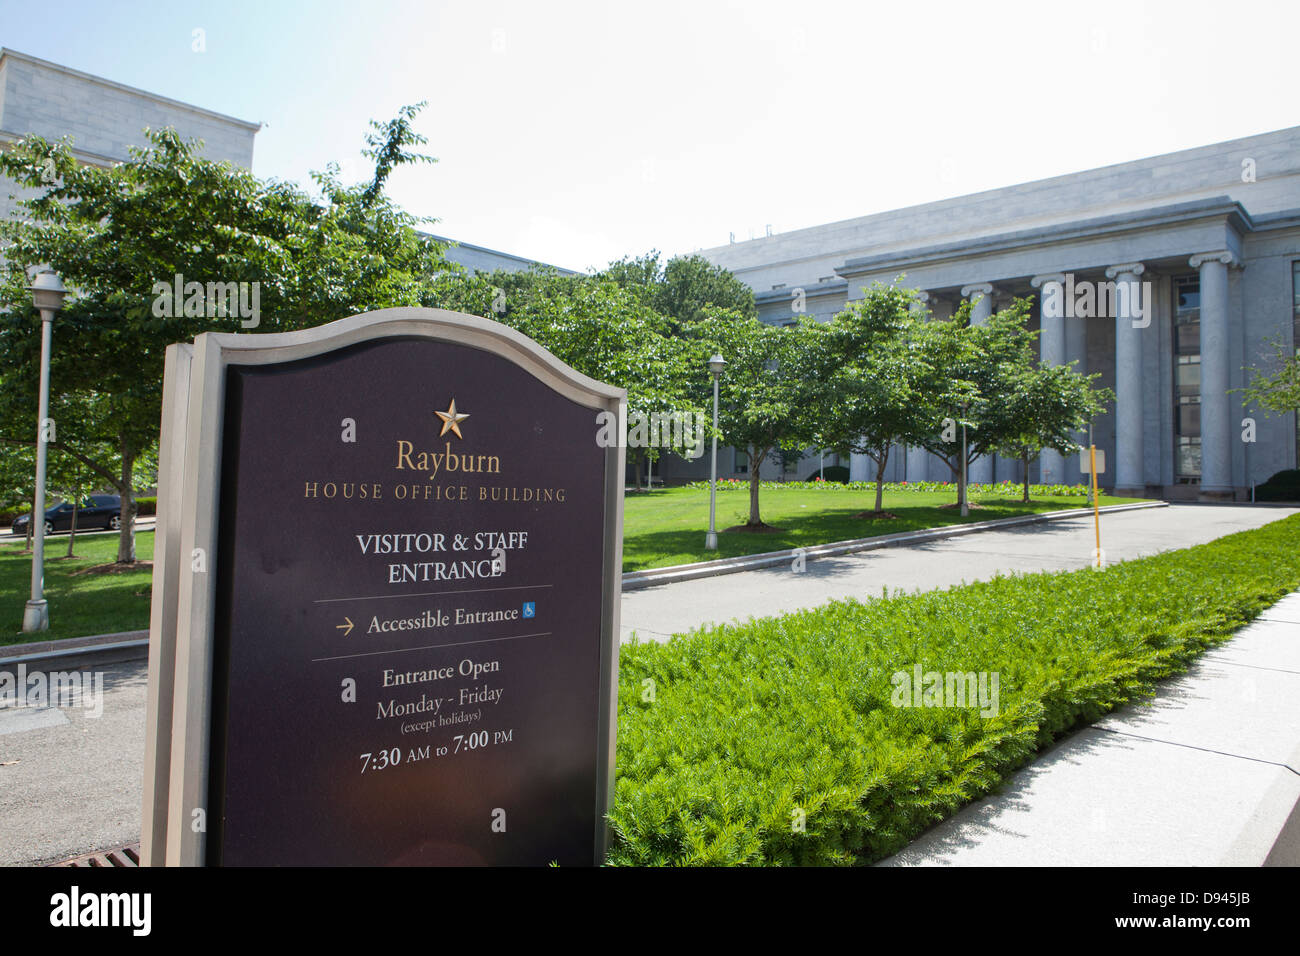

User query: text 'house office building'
[699,127,1300,500]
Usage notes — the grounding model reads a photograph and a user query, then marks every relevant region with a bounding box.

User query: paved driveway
[621,504,1299,641]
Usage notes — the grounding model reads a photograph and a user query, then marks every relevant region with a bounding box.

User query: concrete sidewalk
[621,504,1299,642]
[882,589,1300,866]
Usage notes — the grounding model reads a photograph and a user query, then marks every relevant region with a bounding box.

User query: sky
[1,0,1296,273]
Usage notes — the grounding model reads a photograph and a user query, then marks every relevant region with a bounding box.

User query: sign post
[1085,445,1103,568]
[142,308,625,866]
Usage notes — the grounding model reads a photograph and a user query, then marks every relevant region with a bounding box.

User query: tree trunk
[874,445,890,512]
[1021,452,1031,503]
[747,445,767,525]
[632,450,643,493]
[115,443,137,564]
[66,491,79,557]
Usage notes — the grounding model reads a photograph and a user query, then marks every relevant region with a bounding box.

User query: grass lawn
[621,485,1141,572]
[0,530,154,647]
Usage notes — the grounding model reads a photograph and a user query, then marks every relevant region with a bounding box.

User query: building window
[1173,275,1201,481]
[734,449,748,474]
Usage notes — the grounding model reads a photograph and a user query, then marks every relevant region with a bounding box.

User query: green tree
[428,267,705,489]
[995,361,1110,502]
[912,298,1109,510]
[912,300,1033,511]
[1238,339,1300,414]
[816,285,936,513]
[598,251,757,328]
[0,105,451,563]
[688,311,819,528]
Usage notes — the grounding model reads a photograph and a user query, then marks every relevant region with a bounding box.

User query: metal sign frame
[141,308,626,866]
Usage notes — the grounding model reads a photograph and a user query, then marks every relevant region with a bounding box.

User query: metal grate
[51,843,141,867]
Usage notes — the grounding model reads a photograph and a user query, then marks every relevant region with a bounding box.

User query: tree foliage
[686,310,820,527]
[0,105,451,562]
[814,285,936,512]
[597,251,757,328]
[1238,339,1300,415]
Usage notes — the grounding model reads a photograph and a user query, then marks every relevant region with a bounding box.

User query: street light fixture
[23,270,67,633]
[705,354,725,550]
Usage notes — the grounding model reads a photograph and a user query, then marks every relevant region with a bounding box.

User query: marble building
[0,48,260,215]
[699,127,1300,499]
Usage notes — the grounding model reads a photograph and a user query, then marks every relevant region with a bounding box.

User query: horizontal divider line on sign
[310,630,552,664]
[313,583,554,604]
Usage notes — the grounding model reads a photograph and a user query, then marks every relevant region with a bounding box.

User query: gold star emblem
[435,399,470,439]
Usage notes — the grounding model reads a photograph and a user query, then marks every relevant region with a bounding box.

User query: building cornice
[1246,209,1300,233]
[700,125,1300,263]
[835,196,1255,279]
[0,47,261,132]
[753,277,847,305]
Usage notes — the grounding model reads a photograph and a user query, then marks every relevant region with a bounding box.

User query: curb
[5,519,158,541]
[0,631,149,670]
[622,501,1169,591]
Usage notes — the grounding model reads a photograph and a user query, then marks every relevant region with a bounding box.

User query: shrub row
[682,478,1092,497]
[1257,469,1300,502]
[609,514,1300,865]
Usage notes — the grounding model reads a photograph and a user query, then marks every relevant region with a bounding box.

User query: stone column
[906,445,931,483]
[907,291,931,481]
[1031,272,1067,485]
[961,283,995,485]
[962,282,995,326]
[849,452,870,483]
[1064,285,1088,485]
[1106,262,1146,496]
[1190,251,1236,499]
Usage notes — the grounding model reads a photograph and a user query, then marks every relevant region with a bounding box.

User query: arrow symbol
[336,617,354,636]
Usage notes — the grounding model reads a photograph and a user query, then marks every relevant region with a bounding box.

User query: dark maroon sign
[207,336,609,865]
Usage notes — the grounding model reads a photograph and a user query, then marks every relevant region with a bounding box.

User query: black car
[11,495,125,536]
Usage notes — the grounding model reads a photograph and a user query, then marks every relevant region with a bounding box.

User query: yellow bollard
[1090,445,1102,569]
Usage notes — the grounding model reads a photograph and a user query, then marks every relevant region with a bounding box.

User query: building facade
[0,48,260,204]
[697,127,1300,499]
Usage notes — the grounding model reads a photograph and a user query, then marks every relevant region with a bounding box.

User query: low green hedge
[0,495,156,524]
[609,514,1300,865]
[805,465,849,483]
[685,478,1092,496]
[1257,469,1300,502]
